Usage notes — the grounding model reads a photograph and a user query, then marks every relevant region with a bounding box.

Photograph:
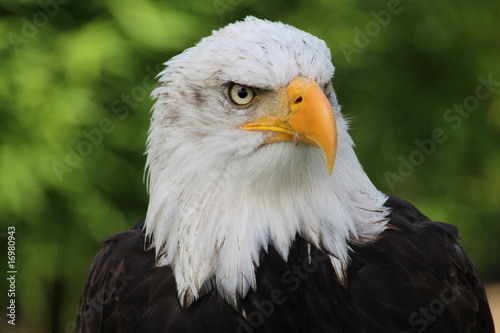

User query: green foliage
[0,0,498,331]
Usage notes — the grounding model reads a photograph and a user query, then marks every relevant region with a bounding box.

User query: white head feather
[145,16,389,307]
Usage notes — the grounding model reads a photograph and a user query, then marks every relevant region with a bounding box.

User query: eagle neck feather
[144,116,389,307]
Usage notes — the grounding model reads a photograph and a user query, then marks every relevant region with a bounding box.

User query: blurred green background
[0,0,499,331]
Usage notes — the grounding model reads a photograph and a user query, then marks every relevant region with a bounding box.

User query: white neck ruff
[144,125,389,307]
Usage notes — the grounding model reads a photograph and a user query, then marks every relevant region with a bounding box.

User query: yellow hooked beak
[239,77,338,175]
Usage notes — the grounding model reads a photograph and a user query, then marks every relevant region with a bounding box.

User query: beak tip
[323,146,336,176]
[326,159,334,175]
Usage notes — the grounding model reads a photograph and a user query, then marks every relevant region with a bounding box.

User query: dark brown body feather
[76,196,495,332]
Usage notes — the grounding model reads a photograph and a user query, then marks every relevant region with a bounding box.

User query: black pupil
[237,87,248,99]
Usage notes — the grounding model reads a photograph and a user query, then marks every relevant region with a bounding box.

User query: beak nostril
[294,96,303,104]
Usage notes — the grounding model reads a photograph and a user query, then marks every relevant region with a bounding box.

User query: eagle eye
[228,83,257,107]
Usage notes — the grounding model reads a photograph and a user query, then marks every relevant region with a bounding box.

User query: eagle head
[144,16,389,307]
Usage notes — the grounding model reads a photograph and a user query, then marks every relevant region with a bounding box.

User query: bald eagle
[76,17,494,332]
